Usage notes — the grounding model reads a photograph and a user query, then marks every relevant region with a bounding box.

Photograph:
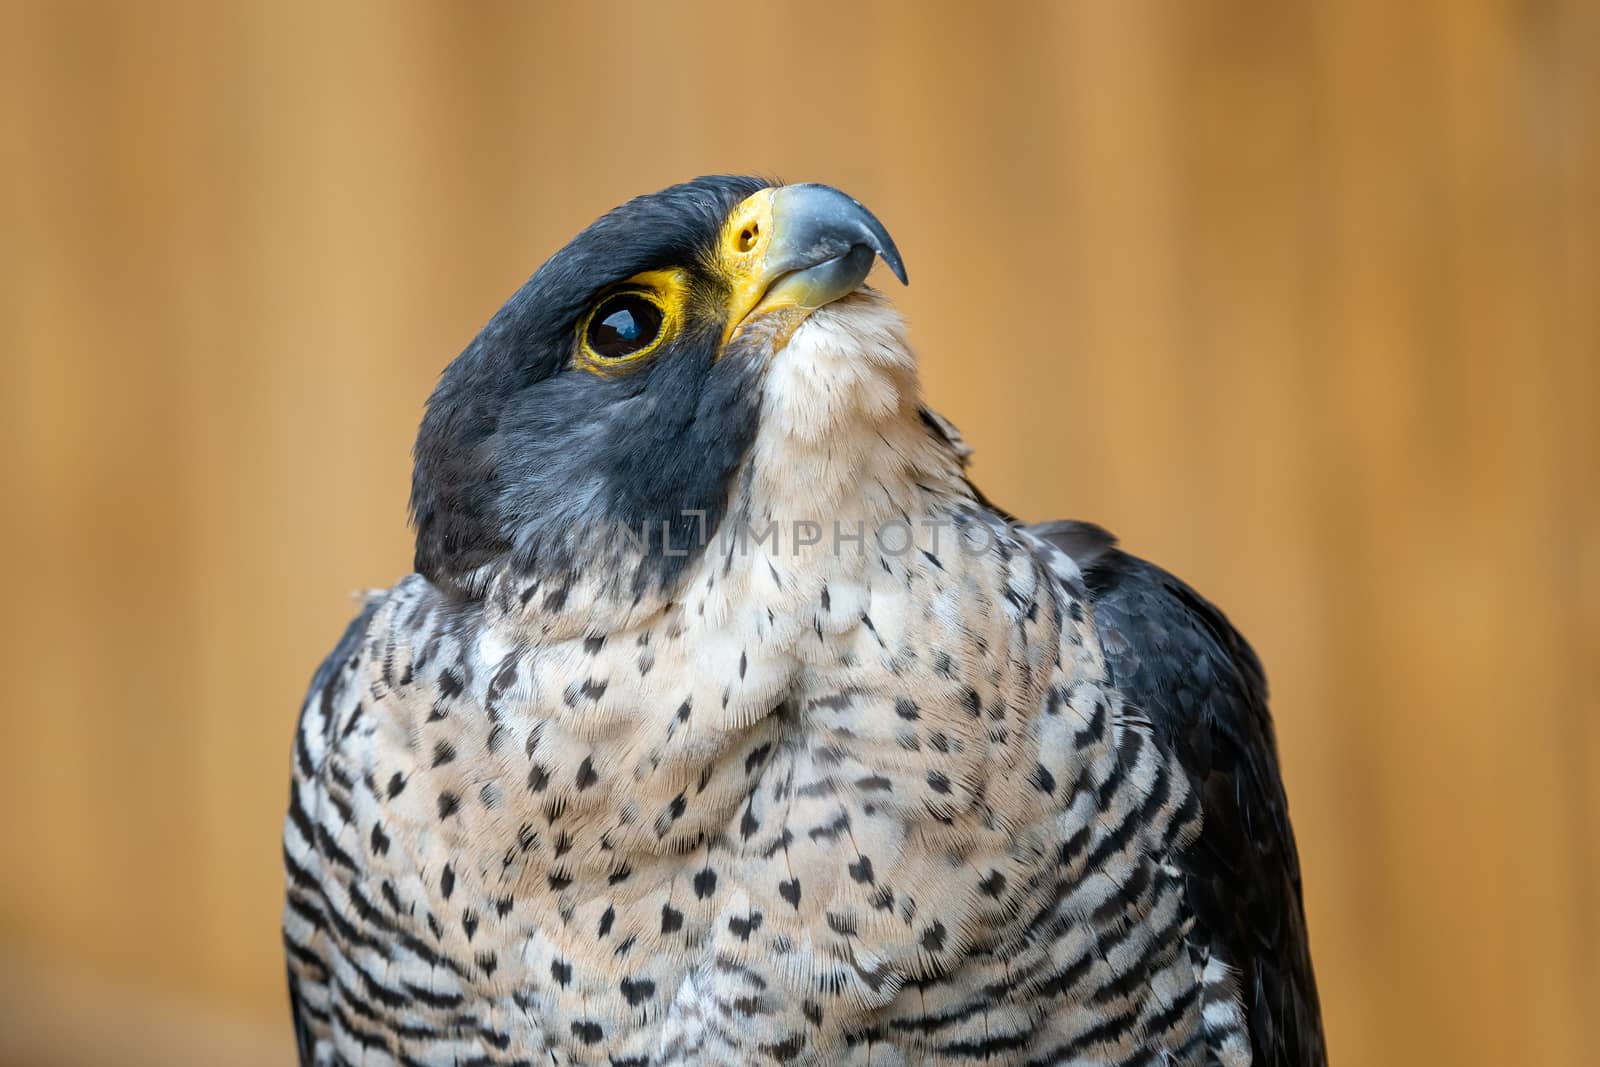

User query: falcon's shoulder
[1032,520,1326,1067]
[285,594,385,1066]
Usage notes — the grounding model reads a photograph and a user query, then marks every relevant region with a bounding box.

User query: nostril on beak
[735,220,760,253]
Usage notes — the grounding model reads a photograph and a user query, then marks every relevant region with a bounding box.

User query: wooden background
[2,2,1595,1064]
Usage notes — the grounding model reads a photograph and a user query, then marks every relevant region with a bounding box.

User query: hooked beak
[719,183,907,343]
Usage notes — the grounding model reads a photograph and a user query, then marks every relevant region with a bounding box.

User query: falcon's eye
[575,270,687,374]
[584,293,665,362]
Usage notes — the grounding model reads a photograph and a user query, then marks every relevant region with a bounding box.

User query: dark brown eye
[586,293,664,360]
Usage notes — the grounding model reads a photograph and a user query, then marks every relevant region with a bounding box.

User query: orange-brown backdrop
[3,2,1596,1065]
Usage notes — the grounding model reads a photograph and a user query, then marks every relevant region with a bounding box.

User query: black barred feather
[286,599,380,1067]
[1033,520,1327,1067]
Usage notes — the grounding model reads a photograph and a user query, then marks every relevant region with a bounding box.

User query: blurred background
[3,1,1596,1064]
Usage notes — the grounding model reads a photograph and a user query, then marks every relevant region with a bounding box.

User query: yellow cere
[715,189,782,346]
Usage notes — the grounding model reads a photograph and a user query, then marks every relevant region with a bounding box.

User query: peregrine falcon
[284,176,1324,1066]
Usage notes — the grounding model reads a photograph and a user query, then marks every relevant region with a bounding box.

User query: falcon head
[411,176,915,598]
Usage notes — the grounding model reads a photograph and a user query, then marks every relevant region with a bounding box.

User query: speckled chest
[286,513,1215,1067]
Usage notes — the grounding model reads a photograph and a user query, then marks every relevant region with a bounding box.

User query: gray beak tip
[776,182,909,289]
[879,248,909,287]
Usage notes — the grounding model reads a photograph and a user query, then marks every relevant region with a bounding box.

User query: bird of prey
[284,176,1324,1067]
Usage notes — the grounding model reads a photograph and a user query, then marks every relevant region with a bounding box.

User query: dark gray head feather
[410,175,771,595]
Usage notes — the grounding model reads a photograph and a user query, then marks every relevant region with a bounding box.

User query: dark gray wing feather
[288,964,315,1066]
[1033,520,1326,1067]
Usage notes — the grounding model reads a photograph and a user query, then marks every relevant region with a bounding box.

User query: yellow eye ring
[578,290,668,370]
[575,269,691,374]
